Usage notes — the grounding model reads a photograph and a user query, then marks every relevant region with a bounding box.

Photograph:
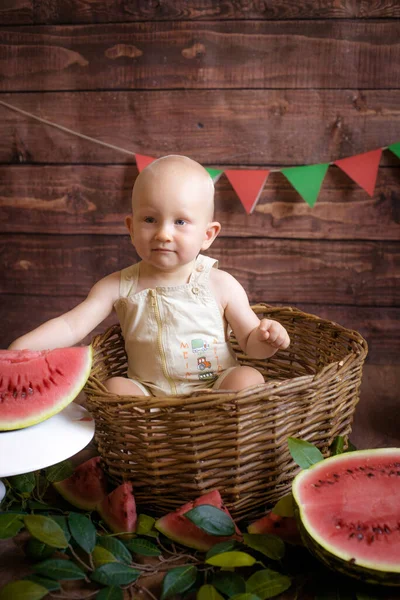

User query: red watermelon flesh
[292,448,400,575]
[247,511,302,545]
[53,456,108,511]
[0,346,92,430]
[155,490,241,551]
[97,482,137,538]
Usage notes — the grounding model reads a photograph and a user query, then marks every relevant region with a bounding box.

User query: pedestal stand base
[0,403,95,504]
[0,480,5,503]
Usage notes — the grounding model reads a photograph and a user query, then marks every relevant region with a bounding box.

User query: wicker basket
[83,304,367,522]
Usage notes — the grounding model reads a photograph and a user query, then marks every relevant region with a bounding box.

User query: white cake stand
[0,403,95,503]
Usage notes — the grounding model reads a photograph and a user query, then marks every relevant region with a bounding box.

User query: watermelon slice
[155,490,241,551]
[97,482,137,538]
[0,346,92,431]
[53,456,108,511]
[247,511,302,545]
[292,448,400,586]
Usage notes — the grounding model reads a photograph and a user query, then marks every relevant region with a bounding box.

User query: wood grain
[1,165,399,240]
[1,90,400,165]
[0,0,32,25]
[10,0,400,25]
[1,21,400,91]
[1,235,399,306]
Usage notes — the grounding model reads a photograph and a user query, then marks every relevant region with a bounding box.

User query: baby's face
[127,159,218,272]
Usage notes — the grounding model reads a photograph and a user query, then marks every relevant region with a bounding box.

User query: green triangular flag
[205,167,223,183]
[388,142,400,159]
[281,163,330,207]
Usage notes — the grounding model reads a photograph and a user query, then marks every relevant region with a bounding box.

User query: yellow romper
[114,254,239,396]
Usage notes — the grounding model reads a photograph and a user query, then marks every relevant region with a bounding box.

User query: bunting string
[1,99,399,215]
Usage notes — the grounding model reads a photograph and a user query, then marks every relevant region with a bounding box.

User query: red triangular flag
[135,154,156,172]
[334,149,382,197]
[224,169,270,214]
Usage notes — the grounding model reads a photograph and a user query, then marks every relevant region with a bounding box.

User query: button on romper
[114,254,239,396]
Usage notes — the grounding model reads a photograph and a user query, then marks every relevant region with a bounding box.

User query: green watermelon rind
[292,448,400,586]
[0,346,93,431]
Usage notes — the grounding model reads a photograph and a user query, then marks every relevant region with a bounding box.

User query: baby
[9,155,290,396]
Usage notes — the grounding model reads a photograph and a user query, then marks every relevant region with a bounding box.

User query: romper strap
[119,262,139,297]
[191,254,218,285]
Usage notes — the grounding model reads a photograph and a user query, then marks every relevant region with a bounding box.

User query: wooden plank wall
[0,1,399,448]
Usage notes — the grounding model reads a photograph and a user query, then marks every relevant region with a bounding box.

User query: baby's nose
[155,223,172,241]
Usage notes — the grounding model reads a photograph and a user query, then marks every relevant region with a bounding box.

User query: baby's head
[126,155,221,269]
[132,155,215,218]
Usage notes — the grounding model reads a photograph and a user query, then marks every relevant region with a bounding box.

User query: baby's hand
[257,319,290,350]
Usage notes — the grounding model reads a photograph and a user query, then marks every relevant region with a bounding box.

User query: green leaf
[346,440,357,453]
[23,576,60,591]
[242,533,285,560]
[206,551,256,568]
[0,513,24,539]
[206,540,237,560]
[230,595,261,600]
[48,516,71,543]
[28,502,54,511]
[185,504,235,536]
[0,580,48,600]
[90,563,140,586]
[213,571,246,597]
[92,545,118,567]
[24,515,68,548]
[135,513,156,535]
[97,536,132,564]
[25,538,55,561]
[197,584,224,600]
[271,494,294,517]
[125,537,161,556]
[230,592,260,600]
[33,558,86,581]
[8,472,36,494]
[45,460,74,482]
[68,512,96,554]
[330,436,345,456]
[287,437,324,469]
[97,587,124,600]
[246,568,291,599]
[161,565,198,600]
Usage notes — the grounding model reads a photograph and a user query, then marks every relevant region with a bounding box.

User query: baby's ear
[201,221,221,250]
[125,215,134,241]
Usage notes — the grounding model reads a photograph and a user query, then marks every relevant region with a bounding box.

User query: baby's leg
[104,376,151,396]
[214,365,264,392]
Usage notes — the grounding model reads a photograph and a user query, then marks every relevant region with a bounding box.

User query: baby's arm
[211,270,290,359]
[8,272,120,351]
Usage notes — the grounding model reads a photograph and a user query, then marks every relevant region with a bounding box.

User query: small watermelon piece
[155,490,241,551]
[0,346,92,431]
[292,448,400,586]
[97,482,137,538]
[53,456,108,511]
[247,511,302,545]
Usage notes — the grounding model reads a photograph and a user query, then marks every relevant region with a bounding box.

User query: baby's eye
[175,219,186,226]
[144,216,156,223]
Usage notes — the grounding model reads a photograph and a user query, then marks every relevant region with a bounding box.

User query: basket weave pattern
[84,304,368,521]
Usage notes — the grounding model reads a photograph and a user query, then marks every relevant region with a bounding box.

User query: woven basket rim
[84,303,368,407]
